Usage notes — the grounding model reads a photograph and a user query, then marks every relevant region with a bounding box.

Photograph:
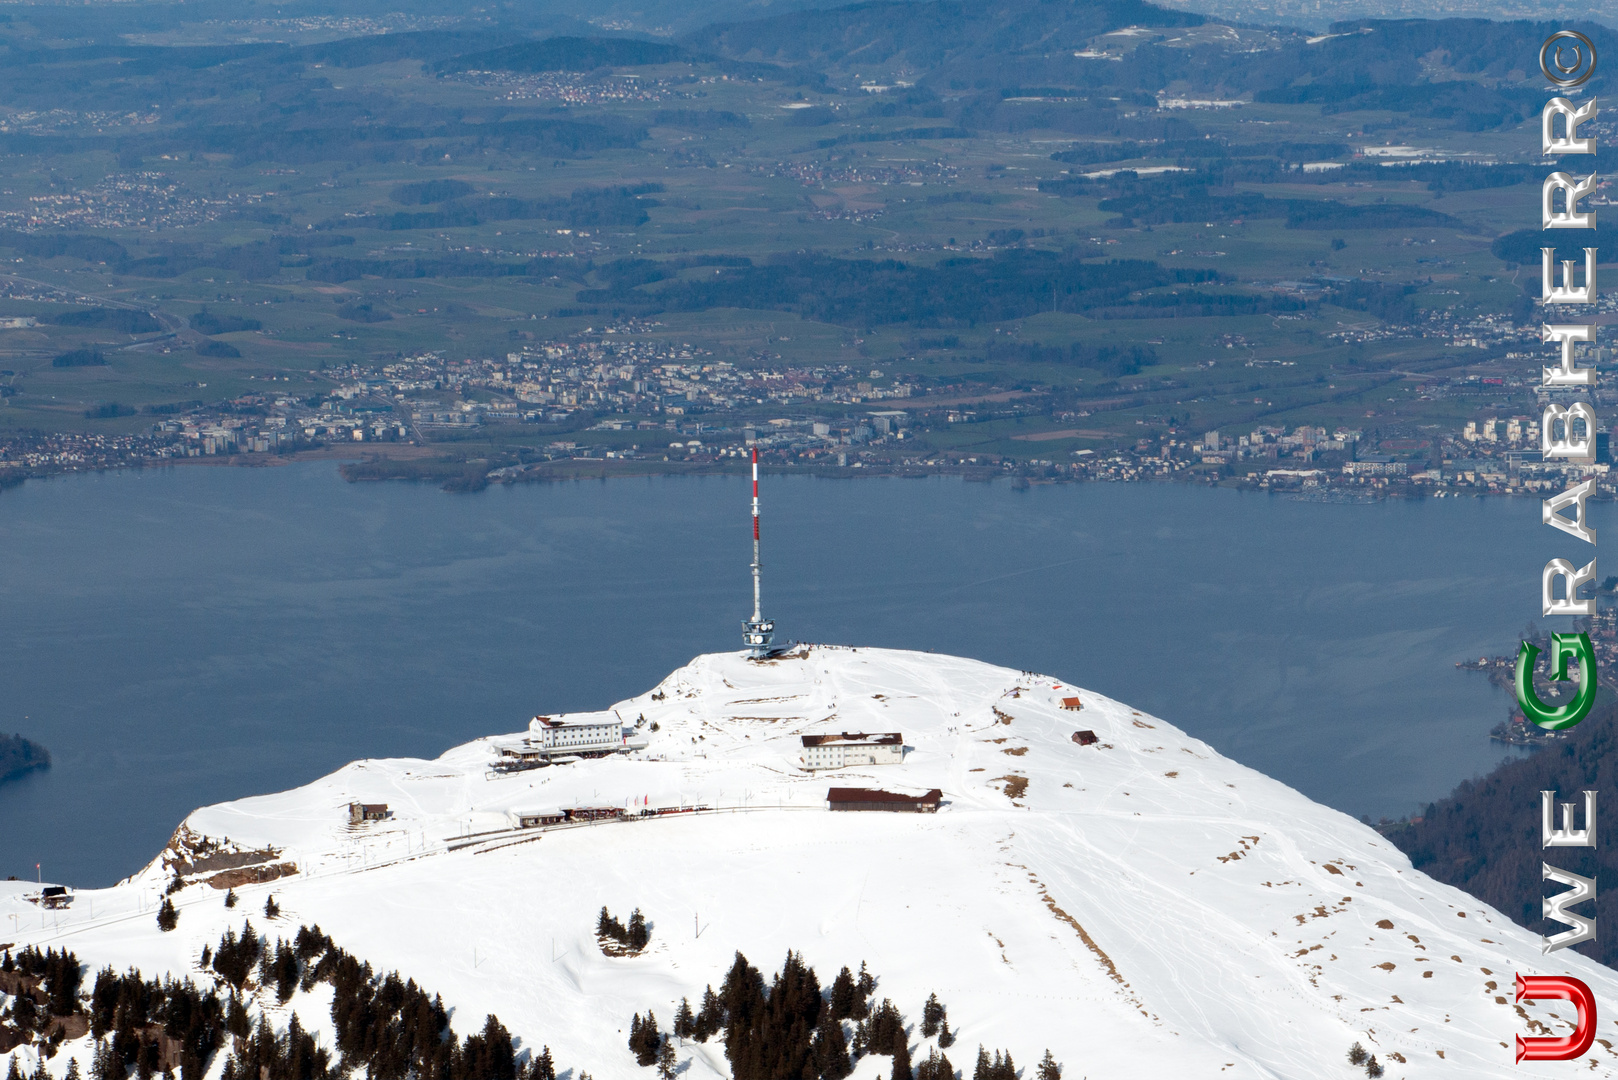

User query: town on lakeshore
[0,11,1614,499]
[3,321,1616,497]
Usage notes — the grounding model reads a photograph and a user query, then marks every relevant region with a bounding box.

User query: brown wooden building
[827,787,942,813]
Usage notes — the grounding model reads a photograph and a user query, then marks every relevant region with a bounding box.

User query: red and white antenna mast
[742,444,775,657]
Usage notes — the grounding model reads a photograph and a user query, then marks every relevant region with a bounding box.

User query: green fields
[0,4,1590,468]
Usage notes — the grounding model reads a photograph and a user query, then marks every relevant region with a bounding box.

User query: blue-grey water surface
[0,463,1590,886]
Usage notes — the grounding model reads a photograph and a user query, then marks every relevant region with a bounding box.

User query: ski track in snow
[3,645,1616,1079]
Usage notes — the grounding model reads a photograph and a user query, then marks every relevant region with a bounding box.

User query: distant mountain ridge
[673,2,1606,133]
[680,0,1201,78]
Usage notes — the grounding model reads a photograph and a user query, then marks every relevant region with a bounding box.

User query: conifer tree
[628,1011,661,1067]
[891,1039,912,1080]
[627,909,649,952]
[223,890,237,910]
[694,986,723,1042]
[865,1000,904,1057]
[855,961,875,1015]
[937,1019,955,1049]
[1346,1043,1368,1066]
[272,942,298,1004]
[719,953,765,1068]
[256,945,274,990]
[673,998,695,1041]
[829,967,857,1021]
[135,1035,157,1080]
[656,1040,676,1080]
[156,897,178,932]
[7,1057,24,1080]
[225,997,249,1040]
[973,1046,992,1080]
[91,1041,121,1080]
[65,1058,82,1080]
[597,907,628,944]
[812,1009,852,1080]
[915,1048,954,1080]
[13,984,39,1031]
[531,1047,555,1080]
[478,1015,517,1080]
[921,994,944,1038]
[263,896,278,920]
[1035,1049,1061,1080]
[1365,1056,1384,1079]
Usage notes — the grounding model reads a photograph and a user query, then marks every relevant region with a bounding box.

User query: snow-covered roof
[826,787,940,804]
[800,731,902,747]
[530,713,619,730]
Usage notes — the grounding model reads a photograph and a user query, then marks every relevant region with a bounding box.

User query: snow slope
[5,644,1617,1080]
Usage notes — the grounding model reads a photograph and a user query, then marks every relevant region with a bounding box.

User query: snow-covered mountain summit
[5,645,1618,1079]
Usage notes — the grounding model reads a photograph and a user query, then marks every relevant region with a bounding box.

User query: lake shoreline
[0,448,1572,500]
[0,463,1553,886]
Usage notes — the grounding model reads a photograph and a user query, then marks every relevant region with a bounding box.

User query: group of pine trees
[0,951,228,1080]
[4,948,84,1021]
[627,1013,662,1066]
[85,966,226,1080]
[1,947,87,1061]
[1,925,572,1080]
[5,1054,77,1080]
[596,907,650,953]
[1346,1042,1384,1078]
[634,951,1059,1080]
[626,1015,675,1079]
[159,888,277,933]
[920,994,955,1048]
[215,1014,324,1080]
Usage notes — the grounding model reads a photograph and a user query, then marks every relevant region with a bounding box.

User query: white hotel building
[800,731,904,771]
[528,714,625,755]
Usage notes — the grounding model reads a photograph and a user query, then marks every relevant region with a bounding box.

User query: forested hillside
[684,2,1605,132]
[1389,704,1618,966]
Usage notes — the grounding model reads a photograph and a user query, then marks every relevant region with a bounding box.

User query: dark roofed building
[348,802,390,824]
[827,787,942,813]
[800,731,904,771]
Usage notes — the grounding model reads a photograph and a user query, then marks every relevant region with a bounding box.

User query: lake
[0,463,1587,886]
